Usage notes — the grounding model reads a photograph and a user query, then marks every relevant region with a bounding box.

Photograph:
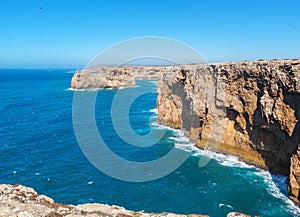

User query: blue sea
[0,69,300,217]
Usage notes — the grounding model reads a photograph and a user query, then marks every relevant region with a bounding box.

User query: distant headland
[71,59,300,206]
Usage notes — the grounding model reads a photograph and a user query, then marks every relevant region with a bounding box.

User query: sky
[0,0,299,68]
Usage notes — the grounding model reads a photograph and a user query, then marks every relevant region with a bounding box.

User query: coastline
[156,59,300,206]
[71,59,300,206]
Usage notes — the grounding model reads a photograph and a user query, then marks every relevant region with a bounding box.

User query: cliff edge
[70,59,300,206]
[71,66,166,89]
[157,59,300,205]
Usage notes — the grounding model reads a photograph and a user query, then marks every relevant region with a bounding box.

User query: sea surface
[0,69,299,217]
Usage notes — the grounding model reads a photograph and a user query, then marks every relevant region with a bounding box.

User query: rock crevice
[156,60,300,205]
[71,60,300,206]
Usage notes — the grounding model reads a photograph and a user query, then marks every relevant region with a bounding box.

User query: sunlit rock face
[156,60,300,205]
[70,59,300,206]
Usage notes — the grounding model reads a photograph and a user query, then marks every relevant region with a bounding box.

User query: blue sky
[0,0,299,68]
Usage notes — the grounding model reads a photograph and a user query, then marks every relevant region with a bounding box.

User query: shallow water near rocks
[0,69,299,217]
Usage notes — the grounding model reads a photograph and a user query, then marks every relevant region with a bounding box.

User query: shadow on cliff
[242,86,300,176]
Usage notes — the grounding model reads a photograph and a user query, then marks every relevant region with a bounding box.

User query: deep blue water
[0,69,299,217]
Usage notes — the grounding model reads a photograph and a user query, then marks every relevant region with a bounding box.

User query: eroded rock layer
[71,66,168,89]
[70,60,300,205]
[157,60,300,205]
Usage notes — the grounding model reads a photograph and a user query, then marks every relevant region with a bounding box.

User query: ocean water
[0,69,300,217]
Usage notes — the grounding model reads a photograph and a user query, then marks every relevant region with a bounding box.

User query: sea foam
[150,108,158,114]
[255,170,300,216]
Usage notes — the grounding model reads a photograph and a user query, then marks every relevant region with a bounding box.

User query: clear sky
[0,0,299,68]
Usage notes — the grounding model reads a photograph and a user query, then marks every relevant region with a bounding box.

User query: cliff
[71,66,167,89]
[157,59,300,205]
[0,184,211,217]
[70,59,300,206]
[71,67,136,89]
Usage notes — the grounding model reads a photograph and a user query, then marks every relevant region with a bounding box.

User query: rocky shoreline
[1,184,253,217]
[70,66,166,89]
[70,59,300,207]
[3,60,299,216]
[156,59,300,206]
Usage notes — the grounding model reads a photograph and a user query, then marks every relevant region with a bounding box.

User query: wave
[67,86,139,91]
[255,170,300,216]
[151,122,300,215]
[212,152,255,169]
[67,87,95,91]
[219,203,234,210]
[174,141,255,169]
[150,108,158,114]
[152,122,255,169]
[151,121,182,134]
[118,85,140,89]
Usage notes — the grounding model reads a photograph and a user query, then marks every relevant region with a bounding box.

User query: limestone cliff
[71,60,300,205]
[71,66,167,89]
[71,67,136,89]
[156,59,300,205]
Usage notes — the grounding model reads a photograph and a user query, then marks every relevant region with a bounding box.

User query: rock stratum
[156,59,300,206]
[71,66,166,89]
[70,59,300,206]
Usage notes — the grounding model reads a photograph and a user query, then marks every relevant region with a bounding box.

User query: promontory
[70,59,300,206]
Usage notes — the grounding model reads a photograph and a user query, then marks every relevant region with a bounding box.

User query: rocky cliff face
[71,67,136,89]
[70,60,300,205]
[0,184,211,217]
[157,60,300,205]
[71,66,167,89]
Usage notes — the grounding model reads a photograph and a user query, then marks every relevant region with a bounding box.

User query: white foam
[155,123,300,215]
[150,108,158,114]
[88,181,93,185]
[152,123,300,215]
[67,86,138,91]
[255,170,300,216]
[67,88,87,91]
[169,136,190,143]
[67,87,103,91]
[152,123,256,169]
[194,149,254,169]
[219,203,233,209]
[216,154,255,169]
[66,70,76,74]
[151,122,182,134]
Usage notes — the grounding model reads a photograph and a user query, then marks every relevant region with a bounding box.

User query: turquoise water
[0,69,299,217]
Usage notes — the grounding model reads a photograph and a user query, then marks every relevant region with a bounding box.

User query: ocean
[0,69,299,217]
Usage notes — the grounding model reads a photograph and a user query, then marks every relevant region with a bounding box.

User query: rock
[70,59,300,206]
[289,145,300,205]
[0,184,210,217]
[227,212,251,217]
[156,59,300,205]
[71,67,136,89]
[70,66,168,89]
